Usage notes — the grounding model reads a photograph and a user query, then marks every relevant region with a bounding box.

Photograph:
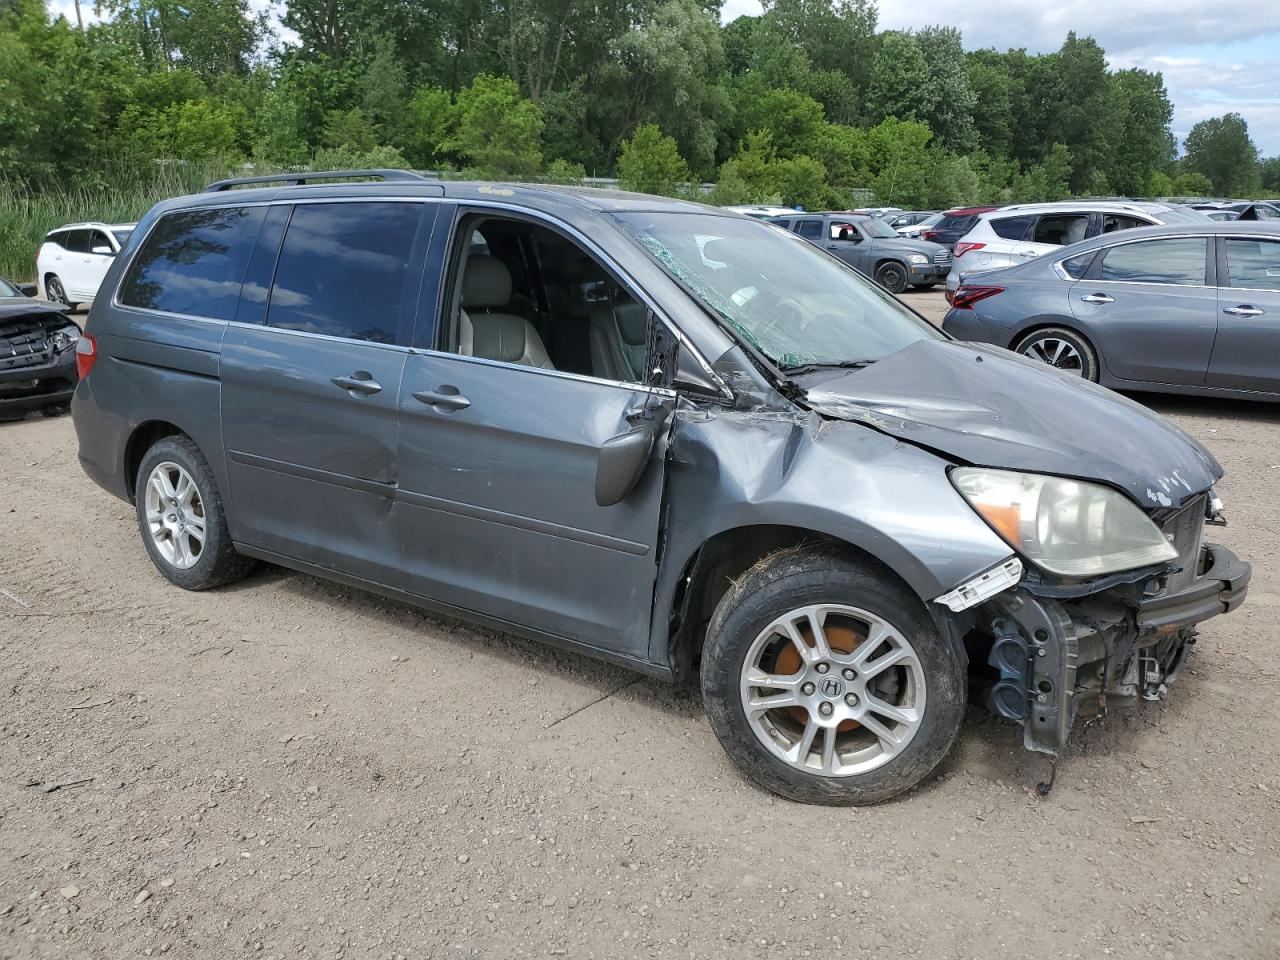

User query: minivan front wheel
[701,546,965,804]
[135,436,257,590]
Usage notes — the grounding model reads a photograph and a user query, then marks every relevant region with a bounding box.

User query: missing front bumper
[979,543,1250,755]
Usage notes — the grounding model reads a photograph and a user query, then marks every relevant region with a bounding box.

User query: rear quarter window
[119,207,267,320]
[990,215,1034,241]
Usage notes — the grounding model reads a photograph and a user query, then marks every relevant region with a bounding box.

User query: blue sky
[722,0,1280,156]
[51,0,1280,156]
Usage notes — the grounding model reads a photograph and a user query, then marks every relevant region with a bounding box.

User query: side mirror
[596,418,659,506]
[17,282,38,297]
[91,245,114,256]
[671,344,721,397]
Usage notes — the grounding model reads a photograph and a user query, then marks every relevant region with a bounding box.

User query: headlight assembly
[908,254,929,265]
[49,326,81,352]
[952,468,1177,577]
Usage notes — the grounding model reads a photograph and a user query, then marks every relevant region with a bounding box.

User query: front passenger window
[446,216,649,384]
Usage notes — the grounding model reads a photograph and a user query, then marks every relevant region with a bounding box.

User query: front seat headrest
[461,256,513,308]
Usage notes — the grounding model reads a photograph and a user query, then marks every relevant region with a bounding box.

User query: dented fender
[648,394,1013,666]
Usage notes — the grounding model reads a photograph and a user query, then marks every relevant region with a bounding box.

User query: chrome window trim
[111,194,730,401]
[443,198,732,402]
[409,346,678,398]
[1051,234,1215,289]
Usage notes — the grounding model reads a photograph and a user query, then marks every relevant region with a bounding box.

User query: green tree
[865,32,931,125]
[405,85,457,168]
[912,27,976,152]
[1183,113,1261,196]
[1261,156,1280,194]
[738,88,826,159]
[1012,143,1072,202]
[866,117,934,207]
[617,123,690,195]
[1171,171,1214,197]
[453,74,544,176]
[606,0,730,175]
[323,107,378,151]
[1105,69,1174,196]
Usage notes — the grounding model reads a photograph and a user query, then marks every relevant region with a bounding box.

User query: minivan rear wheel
[1014,327,1099,381]
[700,546,966,805]
[134,436,257,590]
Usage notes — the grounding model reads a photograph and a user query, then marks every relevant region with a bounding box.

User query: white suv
[37,222,135,309]
[944,201,1209,292]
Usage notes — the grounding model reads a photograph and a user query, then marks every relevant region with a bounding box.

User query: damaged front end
[0,300,81,416]
[945,493,1250,756]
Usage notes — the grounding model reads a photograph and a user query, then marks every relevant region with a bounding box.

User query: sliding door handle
[1079,293,1114,304]
[1223,305,1264,317]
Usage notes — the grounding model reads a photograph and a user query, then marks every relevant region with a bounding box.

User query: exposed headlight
[49,326,81,352]
[952,468,1177,577]
[908,254,929,265]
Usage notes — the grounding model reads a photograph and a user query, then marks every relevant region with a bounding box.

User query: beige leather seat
[459,257,554,370]
[588,302,647,382]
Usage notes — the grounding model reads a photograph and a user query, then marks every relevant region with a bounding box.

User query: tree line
[2,0,1278,210]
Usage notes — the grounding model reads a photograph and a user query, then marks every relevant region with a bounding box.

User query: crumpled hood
[0,298,69,324]
[804,339,1222,509]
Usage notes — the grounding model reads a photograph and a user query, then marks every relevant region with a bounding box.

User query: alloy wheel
[143,461,206,570]
[739,604,927,777]
[1022,336,1084,374]
[46,276,68,306]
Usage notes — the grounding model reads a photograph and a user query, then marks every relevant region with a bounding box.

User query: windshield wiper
[778,359,878,375]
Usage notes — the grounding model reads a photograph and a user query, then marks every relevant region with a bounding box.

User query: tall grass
[0,160,250,282]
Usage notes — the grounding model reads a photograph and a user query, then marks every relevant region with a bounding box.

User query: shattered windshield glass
[614,211,940,369]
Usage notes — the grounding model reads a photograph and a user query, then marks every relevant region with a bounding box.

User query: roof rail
[204,169,433,192]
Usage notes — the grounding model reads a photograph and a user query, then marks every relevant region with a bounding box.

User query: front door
[823,219,869,274]
[81,229,117,301]
[220,200,434,583]
[396,210,671,658]
[1071,236,1217,385]
[1208,235,1280,393]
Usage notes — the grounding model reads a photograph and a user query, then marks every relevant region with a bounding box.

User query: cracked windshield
[615,212,940,369]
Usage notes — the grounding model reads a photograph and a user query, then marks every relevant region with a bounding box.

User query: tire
[1013,326,1099,382]
[44,275,77,311]
[134,435,257,590]
[41,402,70,417]
[700,545,966,805]
[874,261,908,294]
[910,282,936,291]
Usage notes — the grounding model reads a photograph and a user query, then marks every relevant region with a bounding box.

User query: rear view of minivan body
[71,170,1248,806]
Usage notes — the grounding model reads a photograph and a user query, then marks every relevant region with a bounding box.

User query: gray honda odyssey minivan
[72,170,1250,804]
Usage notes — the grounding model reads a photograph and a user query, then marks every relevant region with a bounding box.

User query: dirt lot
[1,292,1277,959]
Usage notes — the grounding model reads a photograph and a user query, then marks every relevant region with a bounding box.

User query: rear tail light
[76,332,97,378]
[950,284,1005,310]
[953,242,986,258]
[922,230,938,242]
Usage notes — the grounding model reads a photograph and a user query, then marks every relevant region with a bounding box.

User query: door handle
[331,373,382,396]
[1223,305,1264,317]
[413,387,471,412]
[1079,293,1114,304]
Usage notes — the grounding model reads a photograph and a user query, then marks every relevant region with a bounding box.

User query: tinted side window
[1100,238,1207,285]
[1060,251,1097,279]
[991,215,1034,241]
[1224,238,1280,290]
[771,219,791,230]
[266,202,422,344]
[119,207,266,320]
[940,214,976,234]
[1031,214,1089,246]
[794,220,822,239]
[63,229,91,254]
[1101,214,1147,234]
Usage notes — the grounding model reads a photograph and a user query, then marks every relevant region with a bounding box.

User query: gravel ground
[1,292,1277,960]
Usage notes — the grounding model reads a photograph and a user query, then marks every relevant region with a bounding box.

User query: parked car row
[68,169,1250,805]
[767,212,951,292]
[942,221,1280,401]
